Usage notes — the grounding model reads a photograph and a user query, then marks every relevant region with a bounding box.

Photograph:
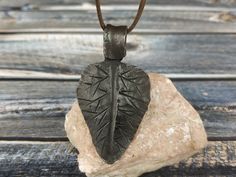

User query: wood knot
[218,12,236,22]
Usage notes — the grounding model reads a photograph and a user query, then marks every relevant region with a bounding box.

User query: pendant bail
[103,24,127,61]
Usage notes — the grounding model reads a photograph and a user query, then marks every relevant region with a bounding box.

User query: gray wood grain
[0,0,235,7]
[0,142,82,177]
[0,34,236,75]
[1,10,236,33]
[0,80,235,140]
[0,141,235,177]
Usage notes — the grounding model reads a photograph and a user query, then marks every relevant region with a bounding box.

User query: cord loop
[95,0,146,33]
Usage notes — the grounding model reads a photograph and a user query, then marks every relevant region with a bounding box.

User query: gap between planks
[0,137,235,142]
[0,140,68,144]
[1,69,236,81]
[2,31,236,35]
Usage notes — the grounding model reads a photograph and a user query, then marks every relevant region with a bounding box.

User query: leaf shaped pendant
[77,25,150,164]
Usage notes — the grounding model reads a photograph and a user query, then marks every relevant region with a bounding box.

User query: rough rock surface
[65,73,208,177]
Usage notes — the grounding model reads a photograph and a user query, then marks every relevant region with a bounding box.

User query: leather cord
[95,0,146,33]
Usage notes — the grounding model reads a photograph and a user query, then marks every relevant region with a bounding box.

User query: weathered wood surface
[0,141,235,177]
[0,0,235,176]
[1,10,236,33]
[0,0,236,33]
[0,0,236,7]
[0,80,235,140]
[0,34,236,75]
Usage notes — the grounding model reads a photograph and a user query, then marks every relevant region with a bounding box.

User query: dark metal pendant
[77,24,150,164]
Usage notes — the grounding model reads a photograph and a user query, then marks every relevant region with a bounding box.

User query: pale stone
[65,73,208,177]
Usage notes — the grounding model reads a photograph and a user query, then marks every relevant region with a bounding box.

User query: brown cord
[95,0,146,33]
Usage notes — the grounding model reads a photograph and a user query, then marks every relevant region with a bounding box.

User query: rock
[65,73,208,177]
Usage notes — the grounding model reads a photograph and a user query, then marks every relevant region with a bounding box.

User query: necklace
[76,0,150,164]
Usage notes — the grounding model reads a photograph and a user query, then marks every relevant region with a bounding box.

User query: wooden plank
[144,141,236,176]
[0,80,235,140]
[0,141,83,177]
[200,110,236,141]
[0,141,235,176]
[0,0,236,8]
[1,10,236,33]
[0,34,236,75]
